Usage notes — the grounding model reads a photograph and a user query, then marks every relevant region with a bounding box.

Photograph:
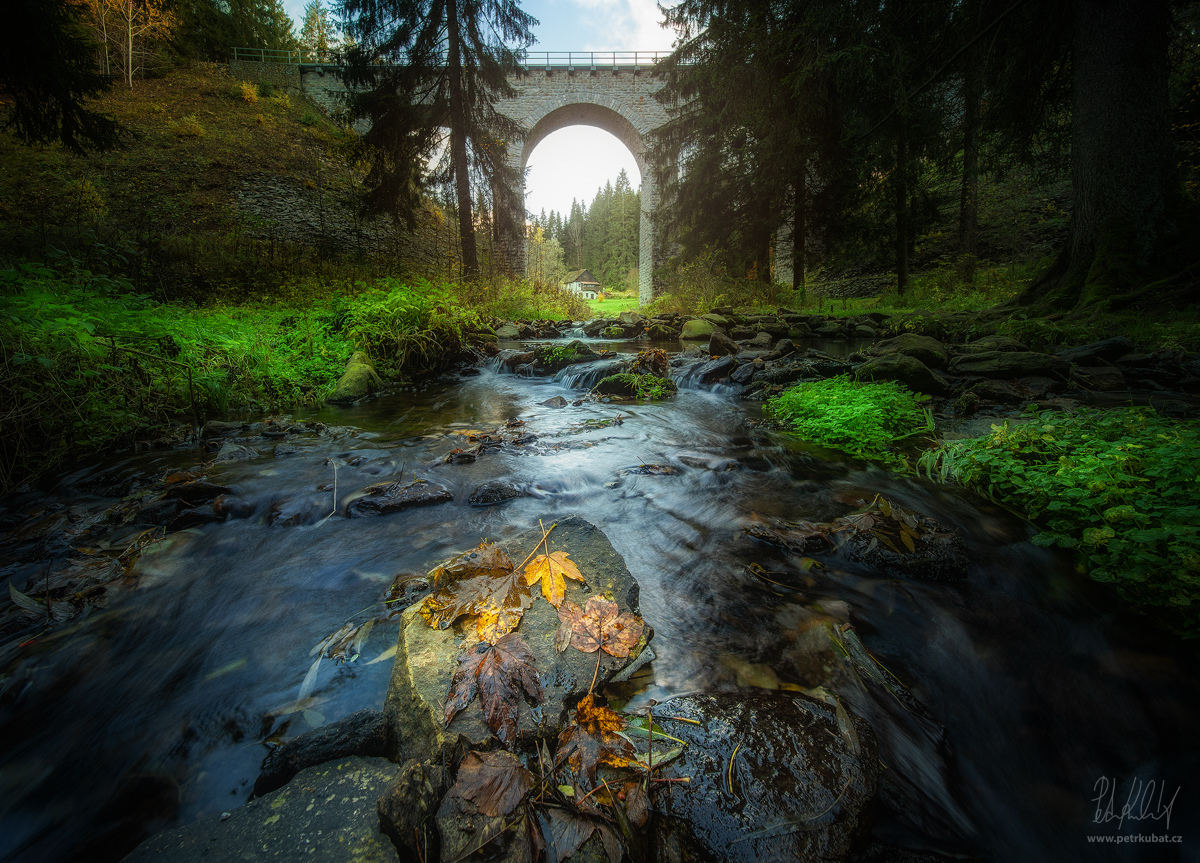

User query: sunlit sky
[282,0,676,218]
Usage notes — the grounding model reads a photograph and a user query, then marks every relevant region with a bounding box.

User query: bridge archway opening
[523,125,642,220]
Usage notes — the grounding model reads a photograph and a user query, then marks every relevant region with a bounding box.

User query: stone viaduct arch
[494,65,671,305]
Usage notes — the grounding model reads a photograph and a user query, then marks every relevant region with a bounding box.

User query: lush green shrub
[592,372,676,400]
[344,277,482,371]
[765,376,931,463]
[921,407,1200,633]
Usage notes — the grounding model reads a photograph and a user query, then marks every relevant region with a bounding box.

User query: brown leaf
[556,695,636,784]
[523,551,585,607]
[417,543,531,642]
[543,808,623,863]
[621,781,649,828]
[445,633,543,745]
[450,750,534,818]
[557,596,645,658]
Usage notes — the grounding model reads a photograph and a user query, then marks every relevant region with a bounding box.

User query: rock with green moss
[869,333,949,369]
[856,353,949,396]
[593,373,677,400]
[679,319,717,340]
[125,757,400,863]
[950,350,1068,379]
[327,351,383,404]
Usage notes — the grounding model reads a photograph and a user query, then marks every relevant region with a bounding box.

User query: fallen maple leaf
[541,808,622,863]
[556,694,637,784]
[523,550,585,607]
[445,632,543,745]
[555,596,645,657]
[417,543,532,643]
[449,750,534,818]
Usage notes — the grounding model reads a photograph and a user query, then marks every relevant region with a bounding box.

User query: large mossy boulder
[327,351,384,405]
[959,334,1029,354]
[856,352,949,396]
[383,516,651,767]
[869,333,949,369]
[651,691,878,862]
[679,318,717,340]
[950,350,1069,379]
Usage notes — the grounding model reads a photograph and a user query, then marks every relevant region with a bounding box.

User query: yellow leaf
[475,599,523,644]
[523,551,584,608]
[900,529,916,553]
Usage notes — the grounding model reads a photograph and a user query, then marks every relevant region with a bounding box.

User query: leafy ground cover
[921,407,1200,634]
[765,376,932,464]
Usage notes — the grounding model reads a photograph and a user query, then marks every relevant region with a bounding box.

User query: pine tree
[339,0,536,278]
[300,0,333,59]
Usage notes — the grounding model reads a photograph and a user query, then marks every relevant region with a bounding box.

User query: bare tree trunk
[895,122,909,294]
[958,44,981,257]
[793,162,806,289]
[446,0,478,278]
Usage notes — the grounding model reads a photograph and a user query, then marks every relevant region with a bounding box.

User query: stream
[1,333,1198,863]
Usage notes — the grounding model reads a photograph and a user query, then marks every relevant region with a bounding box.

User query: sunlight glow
[524,126,642,218]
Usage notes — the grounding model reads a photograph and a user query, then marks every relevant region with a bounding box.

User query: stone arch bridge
[230,50,795,304]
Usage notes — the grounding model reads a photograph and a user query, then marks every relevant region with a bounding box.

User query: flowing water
[1,335,1198,863]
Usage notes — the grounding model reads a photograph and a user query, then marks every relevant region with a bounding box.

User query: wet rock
[651,691,877,863]
[213,494,254,519]
[730,325,755,339]
[468,480,524,506]
[680,318,718,340]
[126,757,399,863]
[495,323,521,339]
[959,334,1028,354]
[444,448,478,464]
[328,351,384,405]
[135,498,179,526]
[771,338,797,356]
[349,479,453,517]
[273,442,301,457]
[1017,375,1067,398]
[161,480,232,506]
[701,312,731,327]
[748,331,774,348]
[755,322,790,337]
[813,322,845,338]
[755,363,818,387]
[619,310,646,326]
[1072,365,1126,391]
[870,333,949,369]
[648,323,679,339]
[709,330,741,358]
[1055,335,1134,365]
[970,379,1037,405]
[950,350,1069,379]
[731,362,757,384]
[167,506,224,531]
[542,396,569,408]
[254,709,389,797]
[695,355,736,383]
[377,759,445,858]
[200,420,246,439]
[383,516,650,766]
[214,442,259,463]
[854,324,877,338]
[856,353,949,396]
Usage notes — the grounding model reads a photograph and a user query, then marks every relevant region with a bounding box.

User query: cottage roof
[564,269,600,286]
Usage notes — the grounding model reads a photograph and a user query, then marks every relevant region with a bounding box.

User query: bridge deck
[230,47,679,70]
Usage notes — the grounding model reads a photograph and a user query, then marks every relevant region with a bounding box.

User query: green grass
[920,407,1200,635]
[765,376,932,464]
[587,296,640,316]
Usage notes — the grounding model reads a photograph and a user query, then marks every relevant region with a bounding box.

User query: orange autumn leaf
[418,543,532,643]
[523,550,584,607]
[555,596,645,658]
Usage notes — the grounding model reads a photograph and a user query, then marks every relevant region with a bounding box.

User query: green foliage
[766,376,932,464]
[649,249,797,315]
[592,372,676,401]
[343,277,481,372]
[921,408,1200,633]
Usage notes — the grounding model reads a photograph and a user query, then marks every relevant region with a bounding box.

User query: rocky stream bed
[1,315,1199,863]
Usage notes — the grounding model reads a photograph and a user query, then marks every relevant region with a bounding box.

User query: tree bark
[1068,0,1172,268]
[958,43,981,258]
[895,122,909,294]
[793,163,806,289]
[446,0,478,279]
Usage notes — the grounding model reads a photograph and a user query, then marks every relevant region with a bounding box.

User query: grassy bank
[0,261,589,494]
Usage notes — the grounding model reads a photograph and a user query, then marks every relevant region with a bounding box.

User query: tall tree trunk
[793,162,806,289]
[757,199,771,283]
[1068,0,1172,269]
[958,43,981,258]
[446,0,478,278]
[895,123,909,294]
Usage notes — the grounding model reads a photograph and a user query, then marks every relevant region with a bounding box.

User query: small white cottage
[563,269,601,300]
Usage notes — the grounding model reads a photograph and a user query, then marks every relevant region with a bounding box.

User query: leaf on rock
[445,632,543,745]
[555,596,645,658]
[556,694,636,783]
[543,807,623,863]
[417,542,532,642]
[523,551,585,607]
[450,750,535,818]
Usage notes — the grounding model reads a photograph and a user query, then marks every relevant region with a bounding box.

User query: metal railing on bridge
[230,47,680,69]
